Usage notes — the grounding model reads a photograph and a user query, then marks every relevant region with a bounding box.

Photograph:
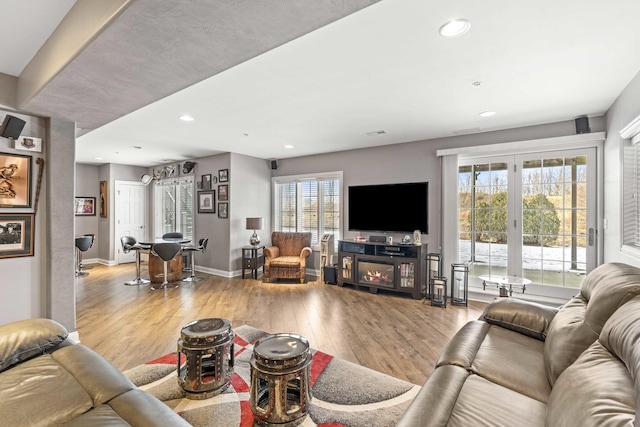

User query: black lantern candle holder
[431,276,447,307]
[425,253,442,299]
[451,263,469,306]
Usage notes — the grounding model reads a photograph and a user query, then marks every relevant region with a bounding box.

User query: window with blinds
[153,176,194,240]
[621,114,640,255]
[273,172,342,247]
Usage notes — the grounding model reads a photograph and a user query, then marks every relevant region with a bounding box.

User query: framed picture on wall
[202,174,212,190]
[99,181,107,218]
[0,213,35,258]
[219,169,228,182]
[0,152,32,208]
[198,190,216,213]
[218,202,228,218]
[75,197,96,216]
[218,184,228,201]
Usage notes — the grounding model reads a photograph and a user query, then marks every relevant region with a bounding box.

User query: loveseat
[264,231,312,283]
[397,262,640,426]
[0,318,189,426]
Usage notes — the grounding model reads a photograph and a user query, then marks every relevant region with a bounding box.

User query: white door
[116,181,147,264]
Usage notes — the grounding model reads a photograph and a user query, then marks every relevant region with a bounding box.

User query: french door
[459,148,597,296]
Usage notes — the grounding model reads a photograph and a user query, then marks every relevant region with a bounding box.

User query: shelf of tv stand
[337,240,427,300]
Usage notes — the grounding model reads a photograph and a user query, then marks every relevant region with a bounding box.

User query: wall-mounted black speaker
[271,160,278,170]
[575,116,590,134]
[1,115,26,140]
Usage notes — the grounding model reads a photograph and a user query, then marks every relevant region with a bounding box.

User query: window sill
[621,244,640,259]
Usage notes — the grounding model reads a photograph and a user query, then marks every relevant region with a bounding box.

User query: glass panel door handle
[589,228,595,246]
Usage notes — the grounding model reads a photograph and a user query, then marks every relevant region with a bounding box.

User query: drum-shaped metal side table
[177,318,235,399]
[250,333,312,426]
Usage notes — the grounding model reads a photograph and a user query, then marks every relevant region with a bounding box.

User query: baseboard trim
[67,330,80,344]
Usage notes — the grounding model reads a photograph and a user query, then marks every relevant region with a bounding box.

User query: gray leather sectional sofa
[0,318,189,426]
[397,262,640,426]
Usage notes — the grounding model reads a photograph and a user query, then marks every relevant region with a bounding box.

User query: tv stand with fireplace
[337,240,427,299]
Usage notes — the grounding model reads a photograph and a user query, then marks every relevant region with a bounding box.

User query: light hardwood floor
[76,263,486,386]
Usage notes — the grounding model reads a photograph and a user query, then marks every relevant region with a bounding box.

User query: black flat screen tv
[348,182,428,234]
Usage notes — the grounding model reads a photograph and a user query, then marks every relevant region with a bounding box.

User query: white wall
[604,70,640,266]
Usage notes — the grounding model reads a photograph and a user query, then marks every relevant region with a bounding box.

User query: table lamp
[246,217,264,246]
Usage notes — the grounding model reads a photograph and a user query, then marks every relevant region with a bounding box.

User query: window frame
[272,171,343,250]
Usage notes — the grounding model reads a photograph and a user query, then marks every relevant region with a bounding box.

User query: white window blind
[153,176,194,240]
[273,172,342,247]
[621,114,640,254]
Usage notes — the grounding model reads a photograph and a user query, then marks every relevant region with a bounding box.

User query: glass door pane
[459,161,509,278]
[519,152,593,289]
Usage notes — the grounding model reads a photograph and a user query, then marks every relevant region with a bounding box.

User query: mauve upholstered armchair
[264,232,312,283]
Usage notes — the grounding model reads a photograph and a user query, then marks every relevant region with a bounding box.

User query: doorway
[458,148,597,299]
[115,180,147,264]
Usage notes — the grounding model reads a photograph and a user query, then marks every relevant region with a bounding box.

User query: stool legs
[125,250,150,286]
[75,248,89,277]
[182,249,202,282]
[151,259,179,290]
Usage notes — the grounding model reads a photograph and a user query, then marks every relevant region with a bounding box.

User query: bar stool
[75,236,93,277]
[182,238,208,282]
[120,236,151,286]
[80,234,95,270]
[150,242,182,290]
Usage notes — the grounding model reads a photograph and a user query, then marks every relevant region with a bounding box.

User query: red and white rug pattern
[124,325,420,427]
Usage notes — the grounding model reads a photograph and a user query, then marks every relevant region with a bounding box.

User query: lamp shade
[246,217,264,230]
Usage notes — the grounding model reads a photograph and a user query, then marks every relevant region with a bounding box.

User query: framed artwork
[219,169,229,182]
[218,202,228,218]
[0,213,34,258]
[99,181,107,218]
[75,197,96,216]
[198,190,216,213]
[202,174,212,190]
[218,184,228,201]
[0,152,31,208]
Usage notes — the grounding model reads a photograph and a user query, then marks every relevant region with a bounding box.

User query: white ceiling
[5,0,640,167]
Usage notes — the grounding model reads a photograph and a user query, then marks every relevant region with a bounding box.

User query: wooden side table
[242,245,265,279]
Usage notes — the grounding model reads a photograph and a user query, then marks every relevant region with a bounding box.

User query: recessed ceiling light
[479,111,496,117]
[439,19,471,37]
[284,145,294,149]
[94,157,103,160]
[179,115,194,121]
[132,146,142,149]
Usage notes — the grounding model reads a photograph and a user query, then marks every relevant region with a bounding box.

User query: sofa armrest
[264,246,279,262]
[0,318,68,373]
[480,298,559,341]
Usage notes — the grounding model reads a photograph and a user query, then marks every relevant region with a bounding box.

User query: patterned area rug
[124,325,419,427]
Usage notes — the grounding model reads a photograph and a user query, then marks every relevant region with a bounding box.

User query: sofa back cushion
[0,318,68,372]
[271,232,312,257]
[544,262,640,386]
[546,296,640,426]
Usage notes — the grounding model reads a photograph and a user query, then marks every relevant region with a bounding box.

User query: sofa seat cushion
[396,365,546,427]
[0,354,94,426]
[437,321,550,403]
[270,256,302,267]
[448,374,546,427]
